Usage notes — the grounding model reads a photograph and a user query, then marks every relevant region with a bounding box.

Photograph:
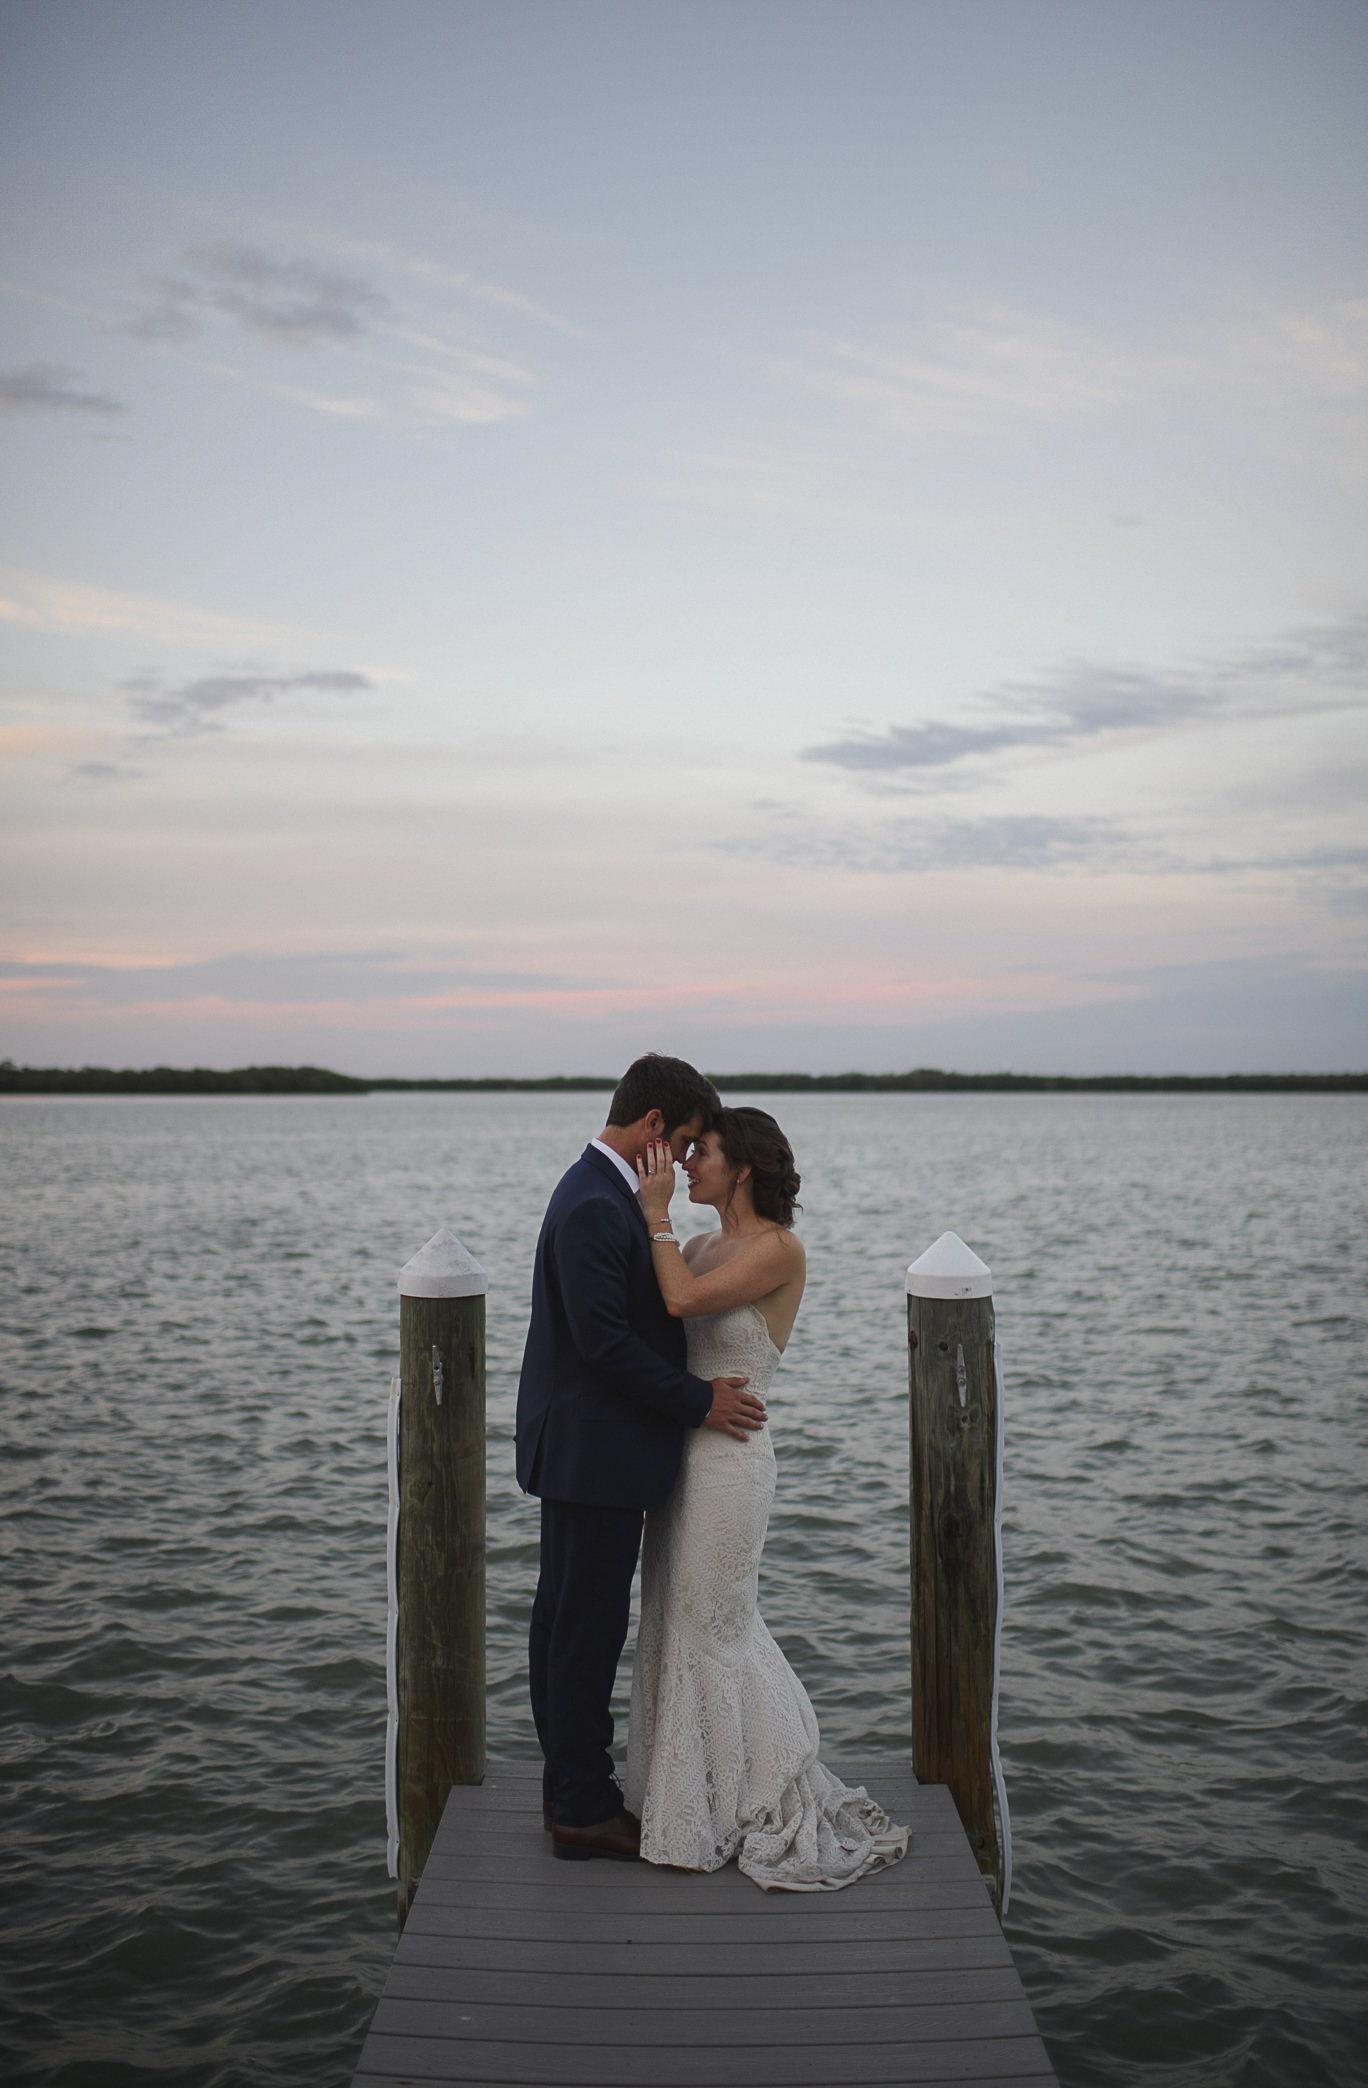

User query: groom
[517,1052,768,1860]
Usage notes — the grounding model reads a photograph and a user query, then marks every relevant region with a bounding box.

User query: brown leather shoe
[551,1808,641,1862]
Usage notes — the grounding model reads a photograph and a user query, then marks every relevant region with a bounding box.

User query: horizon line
[2,1061,1366,1095]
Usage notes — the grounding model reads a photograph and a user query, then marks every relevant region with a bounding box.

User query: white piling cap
[906,1230,993,1299]
[398,1227,488,1298]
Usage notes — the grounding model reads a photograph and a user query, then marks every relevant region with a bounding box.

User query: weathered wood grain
[356,2076,1058,2088]
[355,2077,1057,2088]
[397,1913,1008,1957]
[381,1964,1028,2009]
[907,1291,1003,1904]
[354,2029,1054,2084]
[395,1290,486,1927]
[389,1935,1018,1979]
[417,1818,983,1882]
[370,1996,1040,2045]
[410,1873,994,1916]
[419,1824,968,1869]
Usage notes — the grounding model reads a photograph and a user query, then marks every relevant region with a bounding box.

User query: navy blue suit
[516,1144,713,1824]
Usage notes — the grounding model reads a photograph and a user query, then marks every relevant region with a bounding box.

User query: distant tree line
[0,1062,368,1094]
[705,1069,1368,1093]
[3,1061,1365,1095]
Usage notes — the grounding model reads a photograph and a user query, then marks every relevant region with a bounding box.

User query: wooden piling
[393,1227,488,1931]
[906,1230,1007,1912]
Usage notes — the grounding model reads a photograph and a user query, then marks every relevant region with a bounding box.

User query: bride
[628,1106,908,1892]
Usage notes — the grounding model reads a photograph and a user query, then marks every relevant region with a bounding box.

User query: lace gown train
[626,1304,909,1891]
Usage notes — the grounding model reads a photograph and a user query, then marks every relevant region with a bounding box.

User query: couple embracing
[515,1054,908,1892]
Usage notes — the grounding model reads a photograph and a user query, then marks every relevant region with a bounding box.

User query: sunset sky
[2,0,1365,1075]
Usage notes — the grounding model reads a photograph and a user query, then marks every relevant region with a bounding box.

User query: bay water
[1,1091,1364,2086]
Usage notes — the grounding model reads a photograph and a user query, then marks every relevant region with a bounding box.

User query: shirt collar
[589,1136,641,1195]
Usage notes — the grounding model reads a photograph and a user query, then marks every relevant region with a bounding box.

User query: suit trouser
[529,1497,644,1827]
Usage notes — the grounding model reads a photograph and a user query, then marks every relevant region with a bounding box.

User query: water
[1,1092,1364,2087]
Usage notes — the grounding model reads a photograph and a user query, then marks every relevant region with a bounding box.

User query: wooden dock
[352,1760,1058,2087]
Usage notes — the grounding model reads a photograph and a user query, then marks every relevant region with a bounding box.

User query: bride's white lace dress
[626,1302,909,1891]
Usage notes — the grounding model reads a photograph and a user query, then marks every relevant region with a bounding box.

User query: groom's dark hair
[607,1054,720,1135]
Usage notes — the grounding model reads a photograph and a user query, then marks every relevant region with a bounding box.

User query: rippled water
[1,1093,1364,2087]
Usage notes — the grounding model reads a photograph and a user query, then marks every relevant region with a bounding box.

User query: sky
[1,0,1365,1076]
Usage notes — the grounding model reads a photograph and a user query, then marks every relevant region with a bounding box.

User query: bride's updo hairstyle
[714,1106,802,1228]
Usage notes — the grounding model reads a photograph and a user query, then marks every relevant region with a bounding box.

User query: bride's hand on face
[636,1136,677,1228]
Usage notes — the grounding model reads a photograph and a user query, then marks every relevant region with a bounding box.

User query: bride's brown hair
[714,1107,802,1228]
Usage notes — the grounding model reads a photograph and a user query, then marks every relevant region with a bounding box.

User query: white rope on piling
[385,1373,401,1881]
[991,1341,1013,1916]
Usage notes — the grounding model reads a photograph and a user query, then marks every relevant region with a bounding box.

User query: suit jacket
[515,1144,714,1509]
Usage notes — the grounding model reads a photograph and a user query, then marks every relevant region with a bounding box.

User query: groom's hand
[705,1376,767,1441]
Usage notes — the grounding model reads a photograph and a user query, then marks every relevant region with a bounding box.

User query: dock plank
[382,1966,1028,2009]
[411,1868,992,1912]
[352,1762,1057,2088]
[353,2032,1055,2084]
[390,1936,1019,1978]
[371,1996,1040,2045]
[355,2079,1057,2088]
[398,1904,1006,1946]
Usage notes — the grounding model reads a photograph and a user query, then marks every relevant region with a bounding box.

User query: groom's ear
[642,1107,665,1139]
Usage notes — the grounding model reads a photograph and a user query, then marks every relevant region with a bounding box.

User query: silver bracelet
[651,1230,679,1245]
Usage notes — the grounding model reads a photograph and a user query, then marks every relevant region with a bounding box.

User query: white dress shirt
[589,1136,642,1195]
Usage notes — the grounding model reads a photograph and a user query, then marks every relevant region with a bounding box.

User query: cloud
[334,236,587,338]
[64,761,145,784]
[724,809,1125,876]
[119,238,545,426]
[771,295,1162,440]
[807,717,1039,772]
[885,815,1111,871]
[124,666,372,737]
[126,242,391,349]
[190,361,385,419]
[1220,613,1368,690]
[761,614,1368,891]
[724,801,1368,888]
[662,292,1368,517]
[0,565,328,647]
[9,950,1362,1076]
[401,363,537,426]
[803,614,1368,777]
[1232,296,1368,442]
[7,232,560,428]
[764,292,1368,464]
[0,362,125,417]
[805,663,1218,774]
[0,949,596,1011]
